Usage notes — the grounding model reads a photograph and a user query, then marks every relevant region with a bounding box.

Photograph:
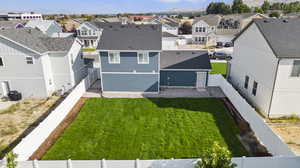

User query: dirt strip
[29,97,87,160]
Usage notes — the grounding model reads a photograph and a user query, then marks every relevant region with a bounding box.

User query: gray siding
[102,74,159,92]
[160,71,197,87]
[0,37,48,98]
[100,52,159,72]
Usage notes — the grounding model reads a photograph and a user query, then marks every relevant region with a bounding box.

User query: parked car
[224,42,233,48]
[216,42,223,48]
[8,91,22,101]
[211,51,232,60]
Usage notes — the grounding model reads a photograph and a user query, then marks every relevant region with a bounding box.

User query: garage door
[160,71,197,87]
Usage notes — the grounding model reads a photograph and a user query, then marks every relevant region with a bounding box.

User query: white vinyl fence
[13,72,97,161]
[1,157,300,168]
[208,74,295,156]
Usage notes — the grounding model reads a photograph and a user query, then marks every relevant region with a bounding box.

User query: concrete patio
[83,86,226,98]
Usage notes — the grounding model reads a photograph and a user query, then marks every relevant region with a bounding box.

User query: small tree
[195,142,236,168]
[6,151,18,168]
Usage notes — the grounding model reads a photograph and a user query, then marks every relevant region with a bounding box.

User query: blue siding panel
[160,71,197,87]
[100,52,159,72]
[102,74,159,92]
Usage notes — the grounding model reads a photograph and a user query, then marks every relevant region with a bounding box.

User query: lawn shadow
[145,97,248,157]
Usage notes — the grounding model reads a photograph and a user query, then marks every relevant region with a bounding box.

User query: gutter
[267,58,280,119]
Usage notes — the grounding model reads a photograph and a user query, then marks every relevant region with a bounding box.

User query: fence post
[1,157,7,168]
[241,156,245,168]
[67,159,72,168]
[101,159,107,168]
[135,159,140,168]
[33,159,39,168]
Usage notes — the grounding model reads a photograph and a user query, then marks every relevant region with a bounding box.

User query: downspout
[267,58,280,119]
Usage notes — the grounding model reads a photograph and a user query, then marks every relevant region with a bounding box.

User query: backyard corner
[42,98,247,160]
[0,96,60,156]
[210,62,228,76]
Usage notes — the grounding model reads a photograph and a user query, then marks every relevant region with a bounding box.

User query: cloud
[159,0,202,3]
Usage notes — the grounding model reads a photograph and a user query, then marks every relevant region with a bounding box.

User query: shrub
[6,151,18,168]
[195,142,237,168]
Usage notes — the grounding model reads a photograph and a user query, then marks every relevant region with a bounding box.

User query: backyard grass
[42,98,247,160]
[210,62,228,76]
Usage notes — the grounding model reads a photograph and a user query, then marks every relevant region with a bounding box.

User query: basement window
[291,60,300,77]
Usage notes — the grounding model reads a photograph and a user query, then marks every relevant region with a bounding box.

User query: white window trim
[137,52,149,64]
[108,52,120,64]
[25,56,34,64]
[0,57,4,67]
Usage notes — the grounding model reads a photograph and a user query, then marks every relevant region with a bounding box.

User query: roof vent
[283,19,289,23]
[176,52,180,55]
[263,20,269,23]
[109,25,113,28]
[192,51,196,54]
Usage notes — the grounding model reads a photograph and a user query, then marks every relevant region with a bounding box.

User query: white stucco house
[229,18,300,118]
[0,28,87,98]
[192,15,221,46]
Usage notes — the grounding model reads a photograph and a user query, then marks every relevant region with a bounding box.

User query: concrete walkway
[83,87,225,98]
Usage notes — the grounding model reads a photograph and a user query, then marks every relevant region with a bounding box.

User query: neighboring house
[25,20,63,37]
[76,22,103,49]
[0,13,43,21]
[217,13,266,37]
[97,24,211,93]
[192,15,221,46]
[162,32,179,50]
[0,28,86,98]
[230,18,300,118]
[151,18,179,35]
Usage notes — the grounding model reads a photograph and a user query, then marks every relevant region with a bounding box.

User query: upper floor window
[291,60,300,77]
[0,57,3,67]
[244,76,249,89]
[252,81,258,96]
[26,56,34,64]
[108,52,120,64]
[81,30,87,36]
[137,52,149,64]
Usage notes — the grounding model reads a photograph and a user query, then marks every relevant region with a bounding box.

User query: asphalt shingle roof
[160,51,211,70]
[0,28,75,53]
[97,23,162,50]
[254,18,300,58]
[162,32,178,38]
[194,15,222,26]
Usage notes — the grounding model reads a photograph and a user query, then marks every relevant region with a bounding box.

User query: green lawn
[43,98,247,160]
[210,62,228,76]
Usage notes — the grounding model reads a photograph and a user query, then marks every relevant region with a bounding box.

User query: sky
[0,0,231,14]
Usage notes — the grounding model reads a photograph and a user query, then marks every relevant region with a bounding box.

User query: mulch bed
[29,97,87,160]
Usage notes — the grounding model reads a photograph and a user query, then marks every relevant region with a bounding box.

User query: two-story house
[96,24,211,94]
[230,18,300,118]
[192,15,221,46]
[151,18,179,35]
[0,28,86,98]
[98,24,161,93]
